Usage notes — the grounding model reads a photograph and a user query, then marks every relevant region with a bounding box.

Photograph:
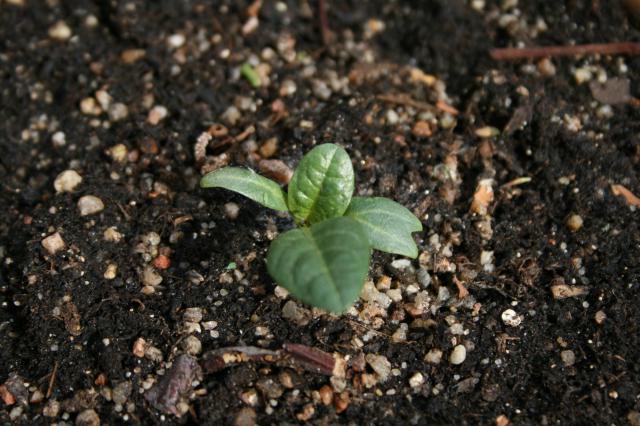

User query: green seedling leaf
[267,216,370,313]
[345,197,422,258]
[240,63,261,88]
[200,167,288,211]
[287,144,354,225]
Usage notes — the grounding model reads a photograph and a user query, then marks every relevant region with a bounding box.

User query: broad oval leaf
[345,197,422,258]
[267,216,371,313]
[200,167,288,211]
[287,144,354,224]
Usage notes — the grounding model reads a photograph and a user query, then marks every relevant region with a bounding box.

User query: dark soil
[1,0,640,425]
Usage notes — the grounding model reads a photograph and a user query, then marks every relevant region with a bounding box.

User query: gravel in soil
[1,1,640,425]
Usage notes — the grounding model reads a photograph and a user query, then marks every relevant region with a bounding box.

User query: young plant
[200,144,422,312]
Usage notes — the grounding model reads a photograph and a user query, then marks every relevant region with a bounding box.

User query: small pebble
[75,409,100,426]
[594,310,606,324]
[145,346,164,363]
[386,289,402,303]
[417,268,432,287]
[537,58,556,76]
[153,255,171,270]
[437,286,451,303]
[80,97,102,115]
[103,227,123,242]
[224,202,240,220]
[54,170,83,193]
[318,385,333,405]
[142,266,163,287]
[95,90,112,110]
[412,121,432,138]
[132,338,146,357]
[240,389,259,406]
[560,349,576,366]
[120,49,146,64]
[409,372,424,388]
[566,214,583,232]
[52,131,66,147]
[167,33,186,49]
[279,79,297,97]
[9,406,22,421]
[43,400,60,417]
[425,348,443,364]
[108,103,129,121]
[501,309,522,327]
[42,399,60,417]
[222,106,241,125]
[112,382,132,405]
[183,308,203,323]
[574,67,592,84]
[30,390,44,404]
[281,300,309,326]
[42,232,65,255]
[475,126,499,138]
[449,345,467,365]
[182,335,202,355]
[312,79,332,100]
[107,143,129,163]
[78,195,104,216]
[49,21,72,41]
[103,263,117,280]
[147,105,168,125]
[365,354,391,382]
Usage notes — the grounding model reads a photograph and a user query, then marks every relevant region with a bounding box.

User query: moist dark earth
[1,0,640,425]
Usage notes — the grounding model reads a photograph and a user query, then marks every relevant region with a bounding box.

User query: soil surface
[1,1,640,425]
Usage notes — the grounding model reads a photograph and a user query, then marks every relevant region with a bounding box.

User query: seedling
[200,143,422,312]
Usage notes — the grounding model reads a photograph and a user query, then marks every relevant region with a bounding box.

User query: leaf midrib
[301,225,346,307]
[303,147,339,222]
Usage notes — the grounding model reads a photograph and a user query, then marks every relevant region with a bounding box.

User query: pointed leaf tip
[200,167,288,211]
[345,197,422,258]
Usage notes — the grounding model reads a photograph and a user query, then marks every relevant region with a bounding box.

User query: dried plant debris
[145,355,203,417]
[201,343,336,377]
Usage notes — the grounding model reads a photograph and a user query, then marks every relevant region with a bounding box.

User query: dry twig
[490,42,640,60]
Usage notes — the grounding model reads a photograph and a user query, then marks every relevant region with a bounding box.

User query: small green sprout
[240,63,261,88]
[200,144,422,312]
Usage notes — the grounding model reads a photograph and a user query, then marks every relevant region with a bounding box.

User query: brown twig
[282,343,335,375]
[46,361,58,398]
[490,42,640,60]
[201,346,280,373]
[611,184,640,207]
[200,343,336,376]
